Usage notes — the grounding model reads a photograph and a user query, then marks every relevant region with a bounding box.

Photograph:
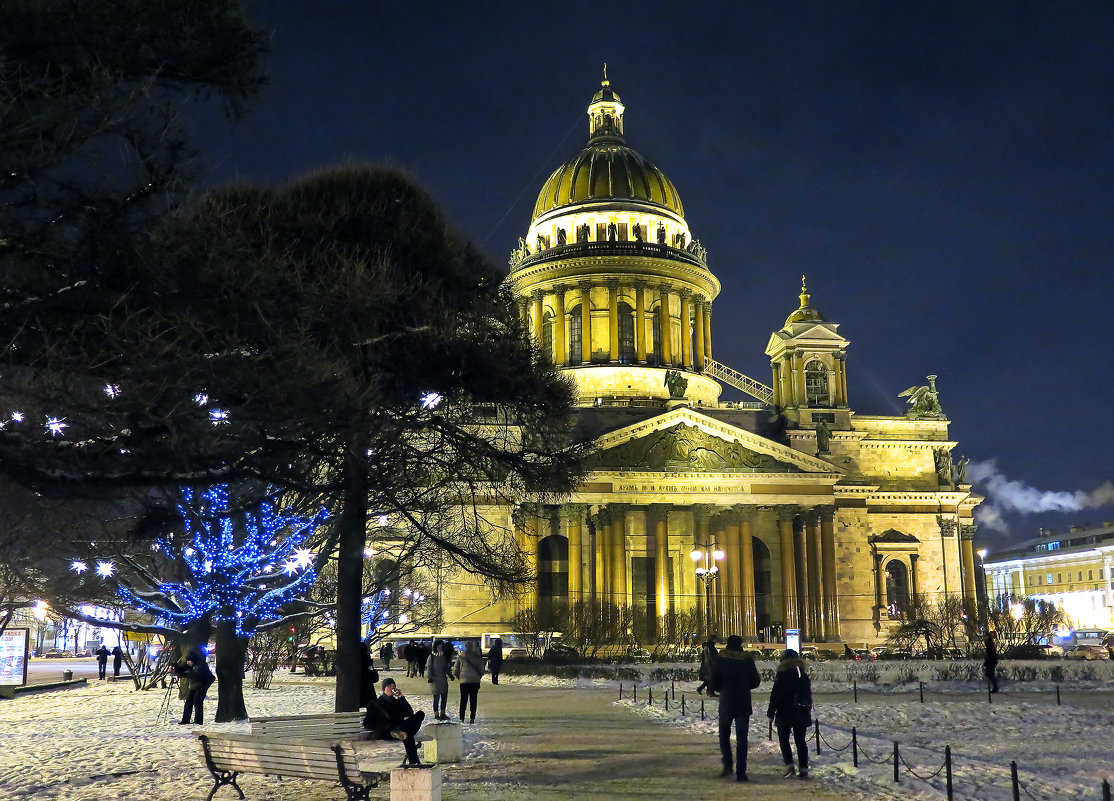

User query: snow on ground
[3,660,1113,801]
[615,658,1114,801]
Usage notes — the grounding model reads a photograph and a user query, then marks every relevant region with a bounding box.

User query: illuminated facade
[439,76,983,647]
[983,523,1114,631]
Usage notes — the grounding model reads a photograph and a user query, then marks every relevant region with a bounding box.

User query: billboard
[784,628,800,654]
[0,628,29,686]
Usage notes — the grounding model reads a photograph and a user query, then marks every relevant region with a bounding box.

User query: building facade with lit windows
[436,76,983,647]
[983,523,1114,631]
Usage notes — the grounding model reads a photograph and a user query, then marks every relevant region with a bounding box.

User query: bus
[480,633,532,659]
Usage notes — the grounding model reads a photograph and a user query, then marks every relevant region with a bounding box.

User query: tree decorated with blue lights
[71,485,328,721]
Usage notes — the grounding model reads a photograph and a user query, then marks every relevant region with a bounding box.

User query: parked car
[42,649,72,658]
[622,646,652,663]
[853,649,874,660]
[542,642,578,661]
[1067,644,1110,661]
[1037,644,1064,658]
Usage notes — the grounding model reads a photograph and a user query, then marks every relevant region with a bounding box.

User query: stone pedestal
[422,720,463,763]
[390,764,442,801]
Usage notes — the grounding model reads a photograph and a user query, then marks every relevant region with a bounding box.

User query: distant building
[436,75,983,646]
[983,523,1114,631]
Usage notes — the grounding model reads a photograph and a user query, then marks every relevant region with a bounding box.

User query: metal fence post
[814,718,821,755]
[1101,778,1110,801]
[945,745,953,801]
[701,699,705,721]
[1056,684,1061,706]
[619,683,623,700]
[893,742,900,783]
[681,695,686,715]
[633,684,637,702]
[854,679,858,703]
[664,693,668,711]
[648,686,653,705]
[671,679,676,699]
[919,681,924,703]
[852,727,858,768]
[1011,761,1020,801]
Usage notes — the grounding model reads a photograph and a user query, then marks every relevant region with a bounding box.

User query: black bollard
[648,686,653,705]
[619,683,623,700]
[920,681,924,703]
[1102,778,1110,801]
[945,745,953,801]
[814,718,821,754]
[894,742,900,783]
[988,681,993,704]
[664,694,668,711]
[701,699,705,721]
[769,718,773,741]
[681,695,686,715]
[854,679,858,703]
[671,679,676,700]
[633,684,637,702]
[1056,684,1061,706]
[852,727,858,768]
[1011,761,1020,801]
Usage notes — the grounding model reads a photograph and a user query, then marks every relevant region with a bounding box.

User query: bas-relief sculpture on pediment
[590,423,800,472]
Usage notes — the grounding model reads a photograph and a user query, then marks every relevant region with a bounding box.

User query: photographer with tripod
[174,649,215,725]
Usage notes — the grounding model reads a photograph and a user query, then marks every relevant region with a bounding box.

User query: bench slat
[199,734,374,783]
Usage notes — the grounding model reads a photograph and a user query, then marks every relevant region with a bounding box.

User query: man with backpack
[766,648,813,779]
[709,635,761,782]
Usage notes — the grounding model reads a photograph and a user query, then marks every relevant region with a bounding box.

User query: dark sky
[190,1,1114,551]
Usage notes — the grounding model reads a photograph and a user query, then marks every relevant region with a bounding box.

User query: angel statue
[664,369,688,400]
[898,374,945,419]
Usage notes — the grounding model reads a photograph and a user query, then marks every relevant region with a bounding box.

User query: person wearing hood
[709,635,761,782]
[766,648,813,779]
[176,649,216,725]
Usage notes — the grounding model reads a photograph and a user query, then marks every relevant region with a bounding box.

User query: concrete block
[390,764,442,801]
[422,721,463,763]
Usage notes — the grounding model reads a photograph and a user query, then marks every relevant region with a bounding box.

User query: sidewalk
[390,675,854,801]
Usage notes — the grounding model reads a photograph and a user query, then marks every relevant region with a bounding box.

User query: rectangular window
[1078,571,1083,581]
[1100,569,1105,579]
[1088,570,1093,580]
[1048,574,1054,584]
[616,222,628,242]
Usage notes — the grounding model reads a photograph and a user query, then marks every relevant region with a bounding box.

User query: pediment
[871,529,921,544]
[589,407,839,474]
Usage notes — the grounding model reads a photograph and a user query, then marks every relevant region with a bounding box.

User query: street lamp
[691,547,726,635]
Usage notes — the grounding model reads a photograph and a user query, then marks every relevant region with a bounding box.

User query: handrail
[704,358,774,404]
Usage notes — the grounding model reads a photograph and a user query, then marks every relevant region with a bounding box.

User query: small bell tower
[765,277,850,429]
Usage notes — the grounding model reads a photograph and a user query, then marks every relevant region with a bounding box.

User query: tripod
[157,675,180,724]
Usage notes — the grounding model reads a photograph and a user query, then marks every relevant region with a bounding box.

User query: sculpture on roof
[664,369,688,400]
[899,374,945,419]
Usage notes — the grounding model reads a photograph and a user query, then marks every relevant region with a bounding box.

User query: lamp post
[976,548,990,630]
[691,546,726,636]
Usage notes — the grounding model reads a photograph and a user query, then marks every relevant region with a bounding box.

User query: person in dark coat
[359,640,380,709]
[176,650,216,725]
[426,639,453,720]
[404,641,418,677]
[111,645,124,678]
[486,638,504,685]
[766,648,813,779]
[379,642,394,671]
[415,642,429,678]
[696,636,718,696]
[95,645,109,680]
[371,678,425,766]
[709,635,761,782]
[983,631,999,693]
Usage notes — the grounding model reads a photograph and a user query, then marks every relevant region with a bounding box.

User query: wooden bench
[197,732,396,801]
[249,711,365,739]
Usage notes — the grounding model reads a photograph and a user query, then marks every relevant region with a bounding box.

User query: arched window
[805,359,831,406]
[618,301,635,363]
[885,560,910,619]
[568,306,582,365]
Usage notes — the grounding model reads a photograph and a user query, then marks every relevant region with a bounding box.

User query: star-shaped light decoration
[71,560,88,574]
[104,384,121,398]
[209,409,229,425]
[281,559,300,576]
[95,560,115,578]
[45,416,67,436]
[420,391,443,410]
[292,548,315,570]
[194,392,209,406]
[11,411,24,422]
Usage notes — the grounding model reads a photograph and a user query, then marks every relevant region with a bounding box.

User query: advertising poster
[784,628,800,655]
[0,628,29,686]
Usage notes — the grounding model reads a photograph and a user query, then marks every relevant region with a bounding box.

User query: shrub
[1045,664,1064,683]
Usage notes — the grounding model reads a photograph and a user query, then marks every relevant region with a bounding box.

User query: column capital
[633,278,648,290]
[777,505,799,524]
[578,279,593,292]
[910,553,920,563]
[816,505,836,523]
[960,522,977,541]
[732,504,758,522]
[553,282,568,294]
[691,503,716,523]
[678,287,692,299]
[648,502,673,515]
[563,503,589,523]
[531,289,545,301]
[606,278,620,290]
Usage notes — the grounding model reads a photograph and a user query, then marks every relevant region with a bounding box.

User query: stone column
[704,303,712,364]
[723,510,742,637]
[793,515,808,640]
[515,505,540,613]
[1105,558,1113,611]
[594,507,610,606]
[566,504,585,603]
[805,510,823,640]
[840,353,849,406]
[789,351,802,407]
[531,290,544,349]
[693,504,713,634]
[634,281,647,363]
[694,298,706,372]
[607,280,619,363]
[553,285,567,367]
[658,285,674,366]
[650,504,671,631]
[819,506,839,641]
[909,553,920,600]
[610,504,629,608]
[833,354,845,406]
[679,290,693,369]
[872,549,884,627]
[771,363,781,408]
[739,506,757,639]
[579,281,592,365]
[960,524,978,621]
[778,507,798,630]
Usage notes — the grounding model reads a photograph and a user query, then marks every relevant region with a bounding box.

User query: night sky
[189,1,1114,551]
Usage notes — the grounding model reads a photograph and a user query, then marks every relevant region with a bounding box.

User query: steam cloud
[968,459,1114,532]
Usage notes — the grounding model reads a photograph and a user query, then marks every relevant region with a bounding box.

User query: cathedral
[439,76,983,648]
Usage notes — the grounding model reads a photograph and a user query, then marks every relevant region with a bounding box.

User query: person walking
[111,645,124,678]
[486,638,504,685]
[416,642,429,678]
[767,648,813,779]
[404,641,417,678]
[426,639,453,720]
[95,645,109,680]
[695,635,719,696]
[176,650,216,725]
[710,635,760,782]
[455,640,485,723]
[983,631,999,693]
[379,642,394,671]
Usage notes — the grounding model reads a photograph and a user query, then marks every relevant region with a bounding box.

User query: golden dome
[785,276,826,325]
[530,78,685,221]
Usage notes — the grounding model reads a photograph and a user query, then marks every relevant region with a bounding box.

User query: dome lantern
[588,63,625,142]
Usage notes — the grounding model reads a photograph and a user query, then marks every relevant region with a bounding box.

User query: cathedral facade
[439,77,982,648]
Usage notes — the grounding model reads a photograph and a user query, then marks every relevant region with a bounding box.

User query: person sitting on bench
[362,677,425,766]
